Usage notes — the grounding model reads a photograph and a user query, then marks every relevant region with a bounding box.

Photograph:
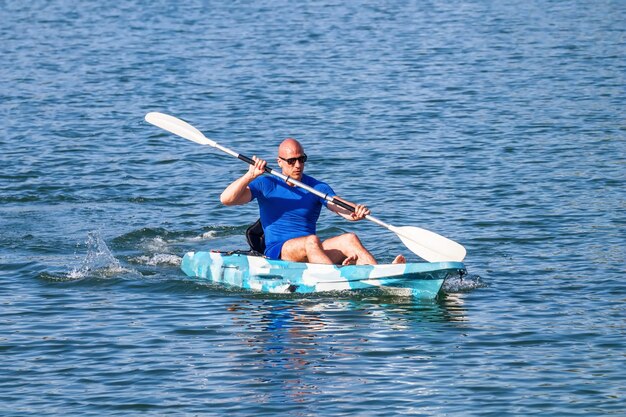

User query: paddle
[145,112,467,262]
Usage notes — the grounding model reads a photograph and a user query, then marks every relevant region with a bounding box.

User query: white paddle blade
[145,112,215,147]
[390,226,466,262]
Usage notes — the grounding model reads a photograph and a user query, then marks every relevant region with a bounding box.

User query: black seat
[245,219,265,255]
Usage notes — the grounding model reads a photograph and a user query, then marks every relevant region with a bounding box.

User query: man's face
[277,146,307,181]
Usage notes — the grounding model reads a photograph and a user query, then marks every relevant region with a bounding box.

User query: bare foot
[392,255,406,264]
[342,255,357,266]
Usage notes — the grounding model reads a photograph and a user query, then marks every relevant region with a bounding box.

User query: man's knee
[304,234,323,248]
[282,235,321,261]
[304,235,322,253]
[343,232,361,245]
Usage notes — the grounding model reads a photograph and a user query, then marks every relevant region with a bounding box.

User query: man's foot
[342,255,357,266]
[392,255,406,264]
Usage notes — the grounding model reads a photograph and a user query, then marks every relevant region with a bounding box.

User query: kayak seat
[245,218,265,256]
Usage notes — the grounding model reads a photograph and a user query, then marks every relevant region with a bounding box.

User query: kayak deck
[181,251,465,299]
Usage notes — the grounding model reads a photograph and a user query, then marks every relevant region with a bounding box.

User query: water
[1,1,624,415]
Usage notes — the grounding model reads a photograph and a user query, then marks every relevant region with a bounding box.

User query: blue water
[1,1,624,415]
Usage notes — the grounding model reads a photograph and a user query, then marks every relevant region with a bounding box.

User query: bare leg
[280,233,377,265]
[280,235,334,264]
[321,233,377,265]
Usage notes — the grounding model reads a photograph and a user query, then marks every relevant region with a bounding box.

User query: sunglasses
[279,154,308,165]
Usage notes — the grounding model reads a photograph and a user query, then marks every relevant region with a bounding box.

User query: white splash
[442,273,486,293]
[68,231,131,279]
[189,230,218,241]
[141,236,170,252]
[131,253,182,266]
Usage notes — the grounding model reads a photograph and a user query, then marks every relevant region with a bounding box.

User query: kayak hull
[181,252,465,299]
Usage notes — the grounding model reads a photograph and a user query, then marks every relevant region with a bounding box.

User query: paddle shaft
[216,143,439,250]
[156,117,418,237]
[235,151,362,214]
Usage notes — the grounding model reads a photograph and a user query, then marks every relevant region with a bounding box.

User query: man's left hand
[351,204,371,221]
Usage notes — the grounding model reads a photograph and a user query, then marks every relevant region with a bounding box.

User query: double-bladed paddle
[145,112,466,262]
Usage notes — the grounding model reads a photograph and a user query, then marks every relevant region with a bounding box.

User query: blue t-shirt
[248,174,335,259]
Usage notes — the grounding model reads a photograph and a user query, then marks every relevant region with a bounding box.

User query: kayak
[180,251,465,299]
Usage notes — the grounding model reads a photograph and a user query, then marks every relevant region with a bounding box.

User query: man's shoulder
[249,175,277,195]
[252,175,282,186]
[302,174,334,194]
[302,174,324,185]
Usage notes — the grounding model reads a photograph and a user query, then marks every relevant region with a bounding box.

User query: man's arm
[220,157,266,206]
[327,196,370,221]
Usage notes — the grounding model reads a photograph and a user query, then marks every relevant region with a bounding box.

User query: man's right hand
[247,156,267,179]
[221,156,266,206]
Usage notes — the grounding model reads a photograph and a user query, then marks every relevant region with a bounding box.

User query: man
[220,138,405,265]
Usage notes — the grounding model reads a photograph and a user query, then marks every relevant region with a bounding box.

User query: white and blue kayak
[181,252,465,299]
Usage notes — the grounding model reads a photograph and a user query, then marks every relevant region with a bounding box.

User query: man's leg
[281,233,403,265]
[280,235,334,264]
[321,233,377,265]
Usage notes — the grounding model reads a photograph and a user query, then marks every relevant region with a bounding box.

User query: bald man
[221,138,404,265]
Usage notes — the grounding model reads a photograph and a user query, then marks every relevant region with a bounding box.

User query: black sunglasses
[279,154,308,165]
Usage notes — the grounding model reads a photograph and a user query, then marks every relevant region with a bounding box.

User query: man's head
[277,138,307,181]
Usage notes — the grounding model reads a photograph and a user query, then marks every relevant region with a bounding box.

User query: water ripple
[1,0,624,415]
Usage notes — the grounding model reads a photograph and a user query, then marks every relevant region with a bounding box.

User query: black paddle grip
[238,154,272,173]
[331,197,356,212]
[239,153,354,212]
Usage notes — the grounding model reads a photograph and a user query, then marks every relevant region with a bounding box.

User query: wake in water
[66,231,133,279]
[131,253,182,266]
[442,271,486,293]
[128,234,182,266]
[112,226,230,268]
[40,229,193,282]
[124,227,220,267]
